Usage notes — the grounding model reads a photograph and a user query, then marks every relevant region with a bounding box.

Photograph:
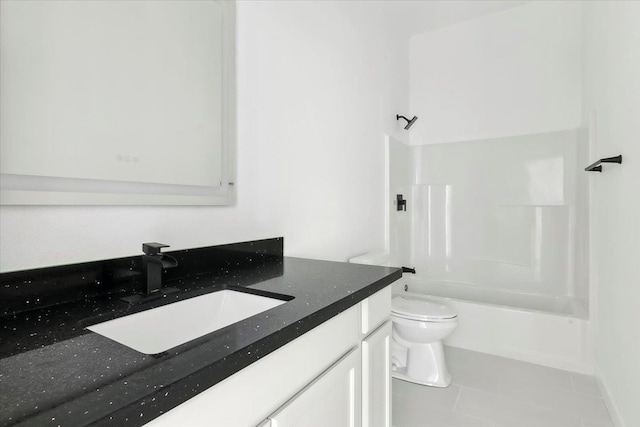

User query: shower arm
[396,114,418,130]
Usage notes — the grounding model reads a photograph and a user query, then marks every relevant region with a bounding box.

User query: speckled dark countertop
[0,238,401,427]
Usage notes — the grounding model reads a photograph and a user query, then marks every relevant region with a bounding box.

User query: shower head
[396,114,418,130]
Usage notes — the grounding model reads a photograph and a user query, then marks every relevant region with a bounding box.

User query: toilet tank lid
[392,296,457,320]
[348,252,391,266]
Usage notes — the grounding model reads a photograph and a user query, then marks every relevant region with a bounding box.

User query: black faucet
[121,242,179,304]
[142,242,179,294]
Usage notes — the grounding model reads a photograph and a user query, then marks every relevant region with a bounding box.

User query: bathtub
[394,277,595,375]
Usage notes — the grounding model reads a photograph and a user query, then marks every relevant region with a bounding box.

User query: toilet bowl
[391,296,458,387]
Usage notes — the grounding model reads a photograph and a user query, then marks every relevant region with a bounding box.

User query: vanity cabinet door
[362,321,392,427]
[268,347,361,427]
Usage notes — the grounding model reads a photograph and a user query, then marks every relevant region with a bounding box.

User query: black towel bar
[585,155,622,172]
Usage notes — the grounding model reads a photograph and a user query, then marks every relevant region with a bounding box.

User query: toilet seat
[392,296,457,323]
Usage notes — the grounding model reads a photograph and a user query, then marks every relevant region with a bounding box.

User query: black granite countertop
[0,238,400,426]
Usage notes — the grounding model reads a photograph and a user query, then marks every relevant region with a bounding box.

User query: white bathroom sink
[87,289,287,354]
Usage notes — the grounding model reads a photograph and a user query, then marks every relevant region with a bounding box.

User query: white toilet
[391,296,458,387]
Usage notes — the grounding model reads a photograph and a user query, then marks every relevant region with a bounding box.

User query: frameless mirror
[0,0,235,205]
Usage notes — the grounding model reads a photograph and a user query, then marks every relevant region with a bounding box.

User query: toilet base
[391,367,451,388]
[391,339,452,388]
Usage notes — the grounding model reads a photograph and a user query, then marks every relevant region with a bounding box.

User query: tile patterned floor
[392,346,614,427]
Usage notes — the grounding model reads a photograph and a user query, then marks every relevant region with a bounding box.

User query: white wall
[392,0,527,37]
[409,1,582,145]
[0,1,410,272]
[582,2,640,426]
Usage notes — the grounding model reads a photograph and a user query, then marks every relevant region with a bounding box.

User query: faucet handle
[142,242,170,256]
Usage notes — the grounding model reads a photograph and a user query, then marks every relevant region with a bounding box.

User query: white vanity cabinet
[147,285,391,427]
[265,347,361,427]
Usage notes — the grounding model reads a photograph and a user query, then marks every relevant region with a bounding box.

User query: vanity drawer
[360,286,391,336]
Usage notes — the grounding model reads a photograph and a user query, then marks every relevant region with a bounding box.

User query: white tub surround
[394,283,594,376]
[402,279,586,318]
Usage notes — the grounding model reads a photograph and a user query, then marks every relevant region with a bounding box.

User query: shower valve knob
[397,194,407,211]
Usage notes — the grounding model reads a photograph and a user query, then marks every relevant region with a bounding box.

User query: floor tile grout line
[451,384,463,412]
[568,375,607,401]
[451,385,500,397]
[497,366,505,397]
[394,385,607,427]
[392,386,464,412]
[496,375,612,422]
[396,348,613,427]
[451,387,499,427]
[570,372,578,393]
[498,369,608,402]
[457,383,594,424]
